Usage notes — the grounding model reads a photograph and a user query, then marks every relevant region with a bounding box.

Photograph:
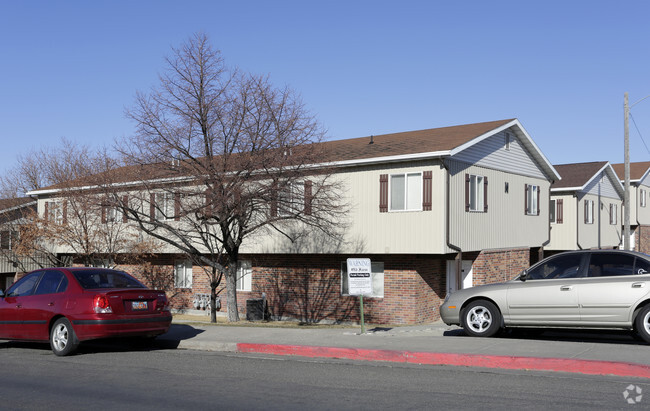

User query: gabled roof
[0,197,36,213]
[551,161,624,198]
[611,161,650,183]
[27,119,560,196]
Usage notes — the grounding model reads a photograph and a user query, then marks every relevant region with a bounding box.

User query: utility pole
[624,92,630,250]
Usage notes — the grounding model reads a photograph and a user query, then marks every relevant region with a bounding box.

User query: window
[525,184,539,215]
[278,182,304,216]
[174,260,193,289]
[469,175,485,212]
[505,132,511,151]
[0,231,17,250]
[610,203,618,225]
[641,189,647,208]
[34,271,67,295]
[6,272,41,297]
[526,254,583,280]
[45,200,65,224]
[584,199,594,224]
[341,261,384,298]
[390,173,422,211]
[154,193,175,221]
[549,199,556,223]
[588,253,636,277]
[236,260,252,291]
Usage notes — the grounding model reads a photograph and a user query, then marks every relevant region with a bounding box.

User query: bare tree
[114,33,347,322]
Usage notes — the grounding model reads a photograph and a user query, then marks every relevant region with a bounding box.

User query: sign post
[347,258,372,334]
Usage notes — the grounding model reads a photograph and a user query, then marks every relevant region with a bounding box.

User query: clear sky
[1,0,650,178]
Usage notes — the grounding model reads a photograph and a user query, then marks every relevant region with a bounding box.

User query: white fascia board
[322,151,450,168]
[26,175,197,197]
[551,187,582,193]
[449,119,562,182]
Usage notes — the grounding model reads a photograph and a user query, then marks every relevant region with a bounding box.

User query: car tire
[634,306,650,343]
[50,318,80,356]
[462,300,501,338]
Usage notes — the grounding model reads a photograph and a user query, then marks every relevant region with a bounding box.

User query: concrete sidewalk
[157,319,650,379]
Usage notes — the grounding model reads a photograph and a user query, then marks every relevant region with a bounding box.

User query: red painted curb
[237,343,650,379]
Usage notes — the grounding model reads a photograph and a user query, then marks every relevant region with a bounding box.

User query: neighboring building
[27,119,561,324]
[0,198,42,290]
[547,162,624,252]
[612,161,650,253]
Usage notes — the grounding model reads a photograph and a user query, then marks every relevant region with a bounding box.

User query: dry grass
[172,313,376,329]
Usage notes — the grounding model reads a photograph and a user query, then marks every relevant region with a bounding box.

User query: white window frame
[236,260,252,292]
[641,189,647,208]
[505,132,511,151]
[341,261,384,298]
[389,172,422,212]
[155,193,175,221]
[610,203,618,225]
[174,259,193,289]
[46,200,64,224]
[469,174,485,212]
[526,184,539,216]
[585,199,594,224]
[278,182,304,217]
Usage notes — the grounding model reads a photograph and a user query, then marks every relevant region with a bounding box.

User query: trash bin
[246,298,265,321]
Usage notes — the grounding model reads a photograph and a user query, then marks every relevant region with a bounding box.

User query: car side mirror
[519,271,528,282]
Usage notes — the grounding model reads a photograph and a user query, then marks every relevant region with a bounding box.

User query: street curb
[237,343,650,379]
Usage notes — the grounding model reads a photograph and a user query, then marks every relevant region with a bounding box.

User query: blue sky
[1,1,650,177]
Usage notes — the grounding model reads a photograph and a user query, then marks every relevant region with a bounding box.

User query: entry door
[446,260,473,295]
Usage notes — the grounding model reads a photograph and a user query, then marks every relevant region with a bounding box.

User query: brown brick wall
[471,248,530,286]
[636,225,650,255]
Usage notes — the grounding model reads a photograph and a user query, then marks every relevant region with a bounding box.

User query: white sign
[347,258,372,296]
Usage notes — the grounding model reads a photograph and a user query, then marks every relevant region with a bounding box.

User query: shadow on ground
[444,327,647,346]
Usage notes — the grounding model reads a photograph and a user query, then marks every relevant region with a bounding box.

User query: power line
[629,112,650,157]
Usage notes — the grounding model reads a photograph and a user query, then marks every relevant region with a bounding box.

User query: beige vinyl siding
[547,194,577,251]
[446,160,550,252]
[637,177,650,225]
[576,193,622,249]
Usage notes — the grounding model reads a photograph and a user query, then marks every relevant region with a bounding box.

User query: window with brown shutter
[465,174,470,212]
[175,193,181,221]
[483,176,488,212]
[270,182,278,217]
[557,199,563,224]
[422,171,432,211]
[122,195,129,223]
[304,180,313,215]
[379,174,388,212]
[150,193,156,221]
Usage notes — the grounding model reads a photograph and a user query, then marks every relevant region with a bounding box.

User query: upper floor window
[505,132,511,151]
[610,203,618,225]
[584,199,594,224]
[525,184,540,215]
[390,173,422,212]
[550,199,563,224]
[152,193,175,221]
[467,174,486,212]
[549,199,556,223]
[45,200,65,224]
[641,189,647,208]
[0,231,18,250]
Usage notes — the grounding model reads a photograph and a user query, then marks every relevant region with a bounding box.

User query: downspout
[636,184,641,251]
[443,160,463,292]
[540,185,552,261]
[576,193,582,250]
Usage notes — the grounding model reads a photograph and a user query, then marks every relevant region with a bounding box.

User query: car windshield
[72,270,146,289]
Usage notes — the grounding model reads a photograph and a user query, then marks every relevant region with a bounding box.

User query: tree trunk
[210,284,218,323]
[226,266,239,322]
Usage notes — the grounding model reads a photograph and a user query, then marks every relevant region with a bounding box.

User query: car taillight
[157,294,171,312]
[93,295,113,314]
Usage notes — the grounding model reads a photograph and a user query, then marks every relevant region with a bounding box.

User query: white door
[446,260,473,295]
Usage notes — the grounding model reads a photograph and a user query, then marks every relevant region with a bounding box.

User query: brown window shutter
[304,180,313,215]
[175,193,181,221]
[101,203,107,224]
[379,174,388,212]
[465,174,470,212]
[270,183,278,217]
[524,184,529,214]
[62,200,68,224]
[483,176,488,212]
[122,195,129,223]
[422,171,432,211]
[44,201,49,221]
[557,199,563,224]
[150,193,156,221]
[536,186,540,215]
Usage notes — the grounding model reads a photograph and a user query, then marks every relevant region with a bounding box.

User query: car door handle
[560,285,573,291]
[632,282,646,288]
[48,302,55,306]
[15,304,22,308]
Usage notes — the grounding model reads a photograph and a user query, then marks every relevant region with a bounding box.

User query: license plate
[132,301,148,310]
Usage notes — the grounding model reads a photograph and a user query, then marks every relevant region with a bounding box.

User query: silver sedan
[440,250,650,341]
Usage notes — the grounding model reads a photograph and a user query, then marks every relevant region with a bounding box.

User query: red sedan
[0,267,172,356]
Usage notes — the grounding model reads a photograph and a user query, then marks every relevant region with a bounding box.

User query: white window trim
[236,260,252,292]
[174,259,193,289]
[155,192,175,221]
[526,184,539,216]
[389,172,422,212]
[550,199,556,223]
[585,199,594,224]
[641,189,647,208]
[469,174,485,212]
[46,200,64,225]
